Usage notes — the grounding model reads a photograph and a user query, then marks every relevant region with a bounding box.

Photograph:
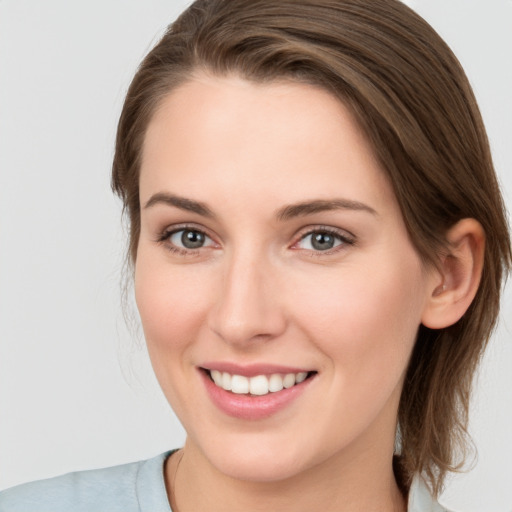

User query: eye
[295,229,354,252]
[167,228,215,250]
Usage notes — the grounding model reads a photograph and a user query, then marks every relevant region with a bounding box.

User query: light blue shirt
[0,451,451,511]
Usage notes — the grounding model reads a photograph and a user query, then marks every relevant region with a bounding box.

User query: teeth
[296,372,308,383]
[221,372,232,391]
[268,374,284,392]
[249,375,269,396]
[211,370,222,386]
[231,375,249,394]
[209,370,310,396]
[283,373,296,388]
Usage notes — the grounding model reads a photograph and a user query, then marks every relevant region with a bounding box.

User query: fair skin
[135,75,484,512]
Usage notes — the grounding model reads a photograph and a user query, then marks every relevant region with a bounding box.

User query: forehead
[140,74,396,215]
[143,75,368,163]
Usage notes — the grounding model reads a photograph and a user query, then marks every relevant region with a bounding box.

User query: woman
[1,0,510,511]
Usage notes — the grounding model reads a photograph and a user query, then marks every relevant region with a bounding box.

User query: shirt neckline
[136,450,449,512]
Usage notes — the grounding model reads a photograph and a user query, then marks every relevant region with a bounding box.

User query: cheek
[291,256,426,381]
[134,252,213,356]
[133,252,218,419]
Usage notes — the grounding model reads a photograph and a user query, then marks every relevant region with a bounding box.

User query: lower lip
[200,370,314,420]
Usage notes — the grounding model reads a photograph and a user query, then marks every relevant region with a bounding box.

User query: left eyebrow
[276,199,378,221]
[143,192,215,218]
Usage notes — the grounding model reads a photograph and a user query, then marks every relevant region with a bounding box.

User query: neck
[166,440,406,512]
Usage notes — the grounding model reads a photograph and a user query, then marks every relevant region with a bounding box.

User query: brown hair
[112,0,511,496]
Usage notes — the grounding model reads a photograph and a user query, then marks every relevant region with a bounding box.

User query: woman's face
[135,75,437,481]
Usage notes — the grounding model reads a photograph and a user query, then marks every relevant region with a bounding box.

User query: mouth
[199,365,317,420]
[202,368,317,396]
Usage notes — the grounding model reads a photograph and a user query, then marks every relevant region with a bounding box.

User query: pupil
[182,230,205,249]
[311,232,334,250]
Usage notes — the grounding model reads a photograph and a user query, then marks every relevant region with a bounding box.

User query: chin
[215,454,306,483]
[194,433,313,483]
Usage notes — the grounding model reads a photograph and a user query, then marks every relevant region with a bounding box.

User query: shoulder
[0,462,140,512]
[0,451,174,512]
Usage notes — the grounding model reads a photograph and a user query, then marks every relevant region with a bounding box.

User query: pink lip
[200,361,311,377]
[199,367,315,421]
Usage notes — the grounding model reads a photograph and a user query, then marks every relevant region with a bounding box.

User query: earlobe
[421,218,485,329]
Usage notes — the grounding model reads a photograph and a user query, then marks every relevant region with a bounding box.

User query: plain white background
[0,1,511,510]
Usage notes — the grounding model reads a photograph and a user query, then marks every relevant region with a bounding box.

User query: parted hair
[112,0,511,496]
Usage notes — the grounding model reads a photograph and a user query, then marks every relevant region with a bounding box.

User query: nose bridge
[209,245,285,345]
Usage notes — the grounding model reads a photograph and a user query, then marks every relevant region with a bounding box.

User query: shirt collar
[408,474,451,512]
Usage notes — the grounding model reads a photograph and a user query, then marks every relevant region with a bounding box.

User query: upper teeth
[209,370,308,396]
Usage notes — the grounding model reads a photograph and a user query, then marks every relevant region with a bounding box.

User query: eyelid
[156,223,219,253]
[291,225,356,253]
[154,223,355,256]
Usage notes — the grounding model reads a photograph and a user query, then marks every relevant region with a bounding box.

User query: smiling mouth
[203,369,316,396]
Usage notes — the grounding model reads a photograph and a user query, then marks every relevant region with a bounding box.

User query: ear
[421,218,485,329]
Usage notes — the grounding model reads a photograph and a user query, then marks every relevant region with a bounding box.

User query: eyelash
[155,225,356,256]
[294,226,355,256]
[156,224,214,256]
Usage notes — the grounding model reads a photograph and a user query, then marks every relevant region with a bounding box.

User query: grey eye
[298,231,344,251]
[170,229,212,249]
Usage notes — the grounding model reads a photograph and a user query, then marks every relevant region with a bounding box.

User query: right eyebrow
[276,198,378,221]
[143,192,215,218]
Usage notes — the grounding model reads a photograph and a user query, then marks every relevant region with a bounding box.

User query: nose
[208,250,287,347]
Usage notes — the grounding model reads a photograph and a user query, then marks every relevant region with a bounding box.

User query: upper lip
[200,362,314,377]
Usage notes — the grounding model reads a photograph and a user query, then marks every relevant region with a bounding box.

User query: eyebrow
[276,198,378,221]
[143,192,377,220]
[144,192,215,218]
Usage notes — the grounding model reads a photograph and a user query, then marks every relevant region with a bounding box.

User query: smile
[200,366,317,420]
[208,370,310,396]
